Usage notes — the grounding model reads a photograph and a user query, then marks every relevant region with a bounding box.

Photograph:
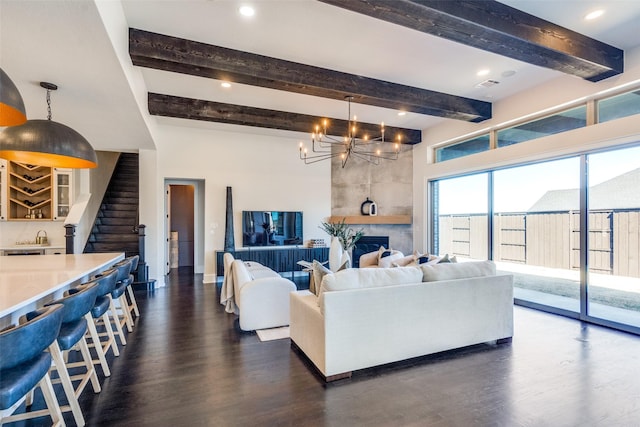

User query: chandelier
[299,96,401,168]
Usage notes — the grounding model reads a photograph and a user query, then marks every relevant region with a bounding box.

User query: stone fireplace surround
[331,145,413,256]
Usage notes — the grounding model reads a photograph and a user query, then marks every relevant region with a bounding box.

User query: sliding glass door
[493,158,581,313]
[586,146,640,328]
[429,143,640,333]
[432,173,488,261]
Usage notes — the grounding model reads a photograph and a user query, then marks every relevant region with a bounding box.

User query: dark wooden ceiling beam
[148,93,423,144]
[319,0,623,82]
[130,28,491,123]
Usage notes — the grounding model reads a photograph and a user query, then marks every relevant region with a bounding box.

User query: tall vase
[224,186,235,252]
[329,236,343,272]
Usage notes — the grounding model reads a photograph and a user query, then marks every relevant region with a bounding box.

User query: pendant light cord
[46,88,52,120]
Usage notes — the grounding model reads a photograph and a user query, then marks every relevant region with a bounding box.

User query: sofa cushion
[318,266,422,310]
[420,260,496,282]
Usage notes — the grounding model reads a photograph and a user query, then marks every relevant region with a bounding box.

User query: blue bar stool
[94,265,128,348]
[125,255,141,319]
[112,258,134,334]
[87,268,121,371]
[45,281,101,427]
[0,305,65,426]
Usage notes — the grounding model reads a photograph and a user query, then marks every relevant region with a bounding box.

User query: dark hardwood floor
[16,267,640,426]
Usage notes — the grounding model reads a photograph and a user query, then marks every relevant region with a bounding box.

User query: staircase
[84,153,139,257]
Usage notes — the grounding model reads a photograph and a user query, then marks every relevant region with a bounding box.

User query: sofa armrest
[290,290,326,374]
[238,277,297,331]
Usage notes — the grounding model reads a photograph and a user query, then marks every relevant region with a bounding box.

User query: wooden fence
[437,210,640,278]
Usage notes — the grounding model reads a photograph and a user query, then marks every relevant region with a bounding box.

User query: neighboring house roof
[528,168,640,212]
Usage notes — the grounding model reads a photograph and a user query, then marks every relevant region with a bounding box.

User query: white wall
[139,123,331,285]
[413,46,640,254]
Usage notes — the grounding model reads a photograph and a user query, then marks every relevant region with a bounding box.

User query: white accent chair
[221,253,297,331]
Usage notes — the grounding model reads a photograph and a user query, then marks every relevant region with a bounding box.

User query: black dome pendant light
[0,81,97,168]
[0,67,27,126]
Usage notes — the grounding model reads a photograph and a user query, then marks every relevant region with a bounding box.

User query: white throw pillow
[378,249,404,268]
[310,260,332,296]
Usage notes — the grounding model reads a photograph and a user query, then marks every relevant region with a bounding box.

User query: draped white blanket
[220,261,238,314]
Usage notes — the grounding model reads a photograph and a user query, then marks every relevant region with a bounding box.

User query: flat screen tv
[242,211,303,247]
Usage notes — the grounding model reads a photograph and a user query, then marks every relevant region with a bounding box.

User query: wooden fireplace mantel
[327,215,412,225]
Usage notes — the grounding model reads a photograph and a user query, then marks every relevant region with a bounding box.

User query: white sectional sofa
[220,253,297,331]
[290,261,513,381]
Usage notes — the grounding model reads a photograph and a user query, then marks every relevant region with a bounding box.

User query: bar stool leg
[77,334,101,393]
[49,341,85,427]
[40,374,65,427]
[108,297,127,346]
[127,285,140,318]
[84,313,110,377]
[117,294,134,333]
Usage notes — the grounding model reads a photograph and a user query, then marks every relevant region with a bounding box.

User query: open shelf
[327,215,412,225]
[8,162,53,220]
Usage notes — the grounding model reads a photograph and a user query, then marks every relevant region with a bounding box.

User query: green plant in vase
[319,218,364,251]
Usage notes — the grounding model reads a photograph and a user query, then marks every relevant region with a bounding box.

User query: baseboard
[203,273,217,284]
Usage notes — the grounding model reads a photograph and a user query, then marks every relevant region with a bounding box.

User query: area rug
[256,326,290,342]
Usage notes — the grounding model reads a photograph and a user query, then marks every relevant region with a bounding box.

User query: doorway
[165,179,205,275]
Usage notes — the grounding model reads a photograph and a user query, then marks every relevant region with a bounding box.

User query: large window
[598,90,640,123]
[494,158,580,312]
[432,173,488,260]
[435,134,490,162]
[497,106,586,148]
[430,144,640,334]
[586,146,640,328]
[434,87,640,165]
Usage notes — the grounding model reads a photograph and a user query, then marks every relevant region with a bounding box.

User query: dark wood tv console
[215,247,329,277]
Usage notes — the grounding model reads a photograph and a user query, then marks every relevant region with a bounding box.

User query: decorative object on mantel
[0,67,27,126]
[299,95,401,168]
[0,81,97,168]
[360,197,377,216]
[224,186,235,252]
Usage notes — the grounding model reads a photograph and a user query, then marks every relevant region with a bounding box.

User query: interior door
[165,183,171,275]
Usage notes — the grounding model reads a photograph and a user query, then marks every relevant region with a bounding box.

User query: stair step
[92,234,138,243]
[100,210,138,218]
[107,187,138,195]
[100,203,138,211]
[96,225,137,234]
[86,242,139,253]
[97,217,137,226]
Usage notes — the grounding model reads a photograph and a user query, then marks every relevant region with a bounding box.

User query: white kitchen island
[0,252,124,325]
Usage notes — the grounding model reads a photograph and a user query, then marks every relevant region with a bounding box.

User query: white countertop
[1,245,65,251]
[0,252,124,320]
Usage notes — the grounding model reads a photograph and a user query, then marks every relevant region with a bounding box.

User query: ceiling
[2,0,640,153]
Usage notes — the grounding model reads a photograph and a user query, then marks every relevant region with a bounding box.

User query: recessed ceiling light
[584,9,605,20]
[398,111,406,116]
[221,82,232,88]
[477,69,490,77]
[239,5,255,17]
[501,70,516,78]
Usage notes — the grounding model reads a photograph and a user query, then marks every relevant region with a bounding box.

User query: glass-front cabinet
[52,168,73,221]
